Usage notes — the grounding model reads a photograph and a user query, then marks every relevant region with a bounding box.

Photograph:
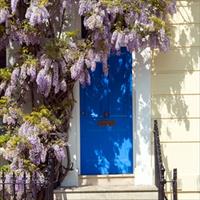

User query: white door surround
[61,48,155,187]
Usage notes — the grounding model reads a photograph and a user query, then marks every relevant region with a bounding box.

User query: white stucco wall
[152,0,200,199]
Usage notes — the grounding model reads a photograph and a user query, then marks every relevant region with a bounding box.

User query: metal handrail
[154,120,178,200]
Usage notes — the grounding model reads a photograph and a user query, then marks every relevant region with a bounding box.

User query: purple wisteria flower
[60,60,67,73]
[52,144,66,162]
[79,0,95,15]
[0,81,7,93]
[10,29,41,45]
[36,68,47,92]
[2,170,31,200]
[138,8,149,25]
[8,107,17,118]
[5,85,15,97]
[18,122,32,136]
[70,56,84,80]
[40,54,52,69]
[44,72,52,97]
[34,171,45,185]
[11,0,20,14]
[28,135,46,165]
[19,64,28,84]
[149,34,159,49]
[3,107,19,125]
[10,157,19,170]
[159,28,170,52]
[40,117,52,130]
[84,13,104,30]
[167,0,177,15]
[60,79,67,92]
[3,114,16,125]
[85,49,96,71]
[111,30,119,45]
[15,174,25,200]
[62,0,72,11]
[3,140,24,161]
[25,4,50,26]
[111,30,141,51]
[125,11,139,25]
[0,8,9,24]
[27,66,37,81]
[126,31,140,51]
[4,173,13,193]
[36,68,52,97]
[11,67,20,85]
[52,62,60,94]
[79,70,91,85]
[78,0,176,54]
[115,32,125,51]
[18,122,41,137]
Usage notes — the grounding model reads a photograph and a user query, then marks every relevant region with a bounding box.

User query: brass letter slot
[97,120,116,126]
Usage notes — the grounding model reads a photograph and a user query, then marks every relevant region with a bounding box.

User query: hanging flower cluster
[79,0,176,72]
[0,0,176,199]
[0,98,67,198]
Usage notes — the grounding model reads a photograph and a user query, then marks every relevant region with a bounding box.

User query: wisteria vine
[0,0,176,199]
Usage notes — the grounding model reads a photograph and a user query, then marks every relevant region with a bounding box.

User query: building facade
[0,1,199,200]
[152,0,200,199]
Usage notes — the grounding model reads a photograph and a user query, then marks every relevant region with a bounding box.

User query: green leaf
[0,134,11,147]
[0,68,11,81]
[0,165,10,172]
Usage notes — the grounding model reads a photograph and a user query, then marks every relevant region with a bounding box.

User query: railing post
[160,165,167,200]
[44,148,55,200]
[23,172,27,200]
[31,172,37,200]
[154,120,159,187]
[173,168,178,200]
[12,172,16,200]
[154,120,168,200]
[2,171,5,200]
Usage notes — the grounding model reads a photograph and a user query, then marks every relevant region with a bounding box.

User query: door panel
[80,48,133,175]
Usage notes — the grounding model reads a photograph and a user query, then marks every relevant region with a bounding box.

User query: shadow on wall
[152,0,199,195]
[152,0,199,133]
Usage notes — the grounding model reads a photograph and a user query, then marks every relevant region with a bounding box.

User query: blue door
[80,48,133,175]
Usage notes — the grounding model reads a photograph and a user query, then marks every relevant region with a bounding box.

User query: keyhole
[103,111,109,118]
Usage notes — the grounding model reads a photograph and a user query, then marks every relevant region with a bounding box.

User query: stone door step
[54,185,158,200]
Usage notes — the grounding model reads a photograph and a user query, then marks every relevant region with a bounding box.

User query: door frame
[79,49,135,177]
[61,48,155,187]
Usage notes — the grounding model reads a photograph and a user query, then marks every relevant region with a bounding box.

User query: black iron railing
[0,149,55,200]
[0,171,54,200]
[0,144,73,200]
[154,120,178,200]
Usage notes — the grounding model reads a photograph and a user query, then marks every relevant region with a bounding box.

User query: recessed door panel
[80,48,133,175]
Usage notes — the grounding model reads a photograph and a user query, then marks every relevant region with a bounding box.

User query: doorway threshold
[79,174,135,186]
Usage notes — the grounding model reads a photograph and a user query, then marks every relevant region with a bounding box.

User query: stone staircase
[54,185,158,200]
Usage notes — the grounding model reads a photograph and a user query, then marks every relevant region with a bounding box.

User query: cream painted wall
[152,0,200,199]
